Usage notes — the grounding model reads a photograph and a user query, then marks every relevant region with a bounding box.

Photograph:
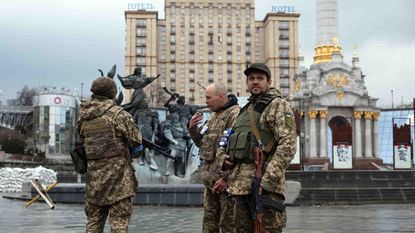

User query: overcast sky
[0,0,414,107]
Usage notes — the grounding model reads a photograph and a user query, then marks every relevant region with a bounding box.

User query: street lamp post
[0,89,3,105]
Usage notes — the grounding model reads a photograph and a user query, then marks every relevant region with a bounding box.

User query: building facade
[124,0,299,105]
[32,90,79,158]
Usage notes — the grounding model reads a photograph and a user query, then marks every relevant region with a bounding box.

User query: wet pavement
[1,194,415,233]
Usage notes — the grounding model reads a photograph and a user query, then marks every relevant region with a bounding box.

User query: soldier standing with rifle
[223,63,296,233]
[77,76,142,233]
[188,83,240,233]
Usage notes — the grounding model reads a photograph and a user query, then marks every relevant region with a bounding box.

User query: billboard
[394,144,413,169]
[333,143,352,169]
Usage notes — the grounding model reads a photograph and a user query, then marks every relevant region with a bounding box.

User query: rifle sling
[247,104,276,153]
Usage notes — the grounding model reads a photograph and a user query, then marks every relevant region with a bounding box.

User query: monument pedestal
[353,157,383,170]
[303,158,330,170]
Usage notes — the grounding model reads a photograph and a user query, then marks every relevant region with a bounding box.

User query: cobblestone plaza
[1,195,415,233]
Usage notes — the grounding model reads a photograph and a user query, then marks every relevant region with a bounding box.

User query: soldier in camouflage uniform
[77,76,142,233]
[223,63,296,233]
[188,83,240,233]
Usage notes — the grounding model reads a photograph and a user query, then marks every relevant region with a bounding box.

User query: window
[136,47,146,55]
[136,57,145,65]
[279,21,289,30]
[136,19,146,27]
[280,78,289,86]
[280,59,289,67]
[245,6,250,15]
[280,30,289,39]
[279,49,289,57]
[136,37,146,46]
[281,68,289,75]
[280,40,289,48]
[136,28,146,37]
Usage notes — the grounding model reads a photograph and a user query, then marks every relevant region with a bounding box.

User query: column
[319,110,328,158]
[364,112,373,158]
[308,111,318,158]
[353,111,363,158]
[372,112,380,158]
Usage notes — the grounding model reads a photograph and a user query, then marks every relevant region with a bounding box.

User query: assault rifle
[252,146,265,233]
[142,137,175,160]
[251,146,286,233]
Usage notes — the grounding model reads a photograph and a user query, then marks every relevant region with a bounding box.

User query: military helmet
[90,77,117,99]
[244,63,272,79]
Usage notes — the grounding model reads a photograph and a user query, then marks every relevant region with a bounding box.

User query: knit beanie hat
[90,77,117,99]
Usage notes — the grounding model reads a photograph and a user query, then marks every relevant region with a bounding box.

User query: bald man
[188,83,240,233]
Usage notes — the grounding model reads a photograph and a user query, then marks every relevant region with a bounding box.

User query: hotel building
[125,0,299,105]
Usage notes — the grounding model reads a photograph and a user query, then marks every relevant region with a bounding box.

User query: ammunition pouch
[200,131,218,161]
[227,131,256,163]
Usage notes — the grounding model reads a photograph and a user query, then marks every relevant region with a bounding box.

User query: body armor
[82,106,128,160]
[226,93,279,163]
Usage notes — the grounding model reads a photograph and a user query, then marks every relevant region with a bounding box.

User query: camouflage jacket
[188,95,240,188]
[227,89,296,196]
[77,96,142,206]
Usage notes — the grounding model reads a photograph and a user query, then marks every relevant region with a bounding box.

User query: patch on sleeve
[284,112,294,130]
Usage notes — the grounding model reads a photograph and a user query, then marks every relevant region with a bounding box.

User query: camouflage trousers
[85,197,133,233]
[232,195,286,233]
[203,188,235,233]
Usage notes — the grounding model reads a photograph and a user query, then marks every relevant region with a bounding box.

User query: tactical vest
[81,106,128,160]
[200,106,237,161]
[226,94,279,163]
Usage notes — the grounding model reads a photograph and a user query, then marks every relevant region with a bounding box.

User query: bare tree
[7,86,38,106]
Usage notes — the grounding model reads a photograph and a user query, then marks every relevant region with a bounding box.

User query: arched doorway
[329,116,353,169]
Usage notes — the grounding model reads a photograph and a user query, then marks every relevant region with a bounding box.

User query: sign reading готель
[271,5,296,13]
[128,3,155,10]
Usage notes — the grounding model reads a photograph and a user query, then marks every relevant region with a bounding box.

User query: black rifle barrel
[142,137,175,160]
